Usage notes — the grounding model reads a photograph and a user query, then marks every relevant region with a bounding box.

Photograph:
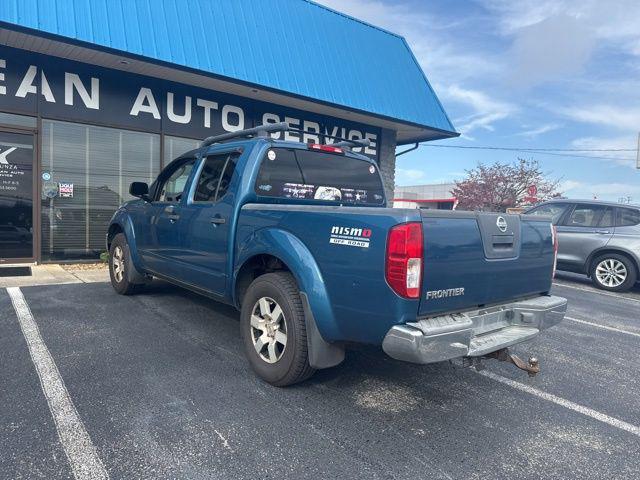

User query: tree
[451,158,561,212]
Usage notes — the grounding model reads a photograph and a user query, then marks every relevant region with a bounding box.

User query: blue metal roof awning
[0,0,457,143]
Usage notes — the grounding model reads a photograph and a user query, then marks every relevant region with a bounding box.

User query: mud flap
[124,242,150,285]
[300,292,345,369]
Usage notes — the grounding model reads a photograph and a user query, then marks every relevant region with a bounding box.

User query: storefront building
[394,183,457,210]
[0,0,457,263]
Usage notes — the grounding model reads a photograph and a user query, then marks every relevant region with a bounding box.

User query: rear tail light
[386,222,423,298]
[551,224,558,278]
[308,144,344,154]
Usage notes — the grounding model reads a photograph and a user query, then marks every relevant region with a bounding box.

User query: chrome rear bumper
[382,295,567,364]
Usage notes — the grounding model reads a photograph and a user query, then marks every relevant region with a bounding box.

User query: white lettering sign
[221,104,244,132]
[0,54,380,157]
[64,73,99,109]
[130,87,161,119]
[196,98,219,128]
[166,92,191,124]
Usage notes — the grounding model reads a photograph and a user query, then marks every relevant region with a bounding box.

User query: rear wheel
[109,233,140,295]
[590,254,636,292]
[240,272,315,386]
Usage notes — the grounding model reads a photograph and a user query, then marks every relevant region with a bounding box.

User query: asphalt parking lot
[1,273,639,479]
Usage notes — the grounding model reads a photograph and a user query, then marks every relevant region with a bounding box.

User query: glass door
[0,130,34,261]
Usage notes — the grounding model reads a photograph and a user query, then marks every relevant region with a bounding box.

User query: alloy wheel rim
[595,259,627,288]
[112,246,125,283]
[250,296,287,364]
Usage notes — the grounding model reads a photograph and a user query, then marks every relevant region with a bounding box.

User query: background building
[0,0,456,263]
[394,183,457,209]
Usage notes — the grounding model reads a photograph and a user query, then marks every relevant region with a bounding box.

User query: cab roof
[202,137,376,163]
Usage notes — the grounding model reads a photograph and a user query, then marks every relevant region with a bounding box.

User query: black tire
[240,272,315,386]
[590,253,637,292]
[108,233,140,295]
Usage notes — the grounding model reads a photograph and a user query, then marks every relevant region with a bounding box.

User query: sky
[315,0,640,202]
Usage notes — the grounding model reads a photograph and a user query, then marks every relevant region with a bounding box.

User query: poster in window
[59,183,74,198]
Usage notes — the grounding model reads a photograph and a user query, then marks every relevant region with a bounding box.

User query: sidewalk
[0,264,109,288]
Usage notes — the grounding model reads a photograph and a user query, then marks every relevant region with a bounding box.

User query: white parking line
[565,316,640,338]
[6,287,109,480]
[553,281,640,303]
[478,370,640,438]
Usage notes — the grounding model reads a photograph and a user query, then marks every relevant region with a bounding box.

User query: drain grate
[0,266,32,277]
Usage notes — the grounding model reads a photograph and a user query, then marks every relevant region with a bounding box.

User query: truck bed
[237,204,555,345]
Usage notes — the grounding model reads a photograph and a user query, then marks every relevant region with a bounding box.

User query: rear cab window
[254,147,385,205]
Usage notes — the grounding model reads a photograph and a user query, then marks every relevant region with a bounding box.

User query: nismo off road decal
[329,226,372,248]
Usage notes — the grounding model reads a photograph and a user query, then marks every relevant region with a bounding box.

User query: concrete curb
[0,264,109,288]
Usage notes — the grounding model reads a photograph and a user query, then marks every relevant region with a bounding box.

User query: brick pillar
[376,128,397,206]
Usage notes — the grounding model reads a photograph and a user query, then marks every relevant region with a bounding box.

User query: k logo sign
[0,146,16,165]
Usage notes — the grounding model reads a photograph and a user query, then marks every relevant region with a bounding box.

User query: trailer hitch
[466,348,540,377]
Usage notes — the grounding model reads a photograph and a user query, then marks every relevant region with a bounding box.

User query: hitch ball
[486,348,541,376]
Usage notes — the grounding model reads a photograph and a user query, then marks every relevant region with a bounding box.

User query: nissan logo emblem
[496,216,508,232]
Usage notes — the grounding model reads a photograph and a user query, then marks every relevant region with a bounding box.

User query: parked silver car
[526,199,640,292]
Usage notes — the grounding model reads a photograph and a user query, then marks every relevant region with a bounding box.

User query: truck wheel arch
[234,254,290,308]
[233,233,345,370]
[106,214,144,275]
[106,221,148,285]
[107,223,124,251]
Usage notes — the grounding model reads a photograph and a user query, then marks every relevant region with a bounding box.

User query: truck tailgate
[418,210,554,317]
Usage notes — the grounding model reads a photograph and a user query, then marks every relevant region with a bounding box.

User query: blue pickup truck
[107,123,567,386]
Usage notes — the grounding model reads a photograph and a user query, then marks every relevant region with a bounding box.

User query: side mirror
[129,182,150,201]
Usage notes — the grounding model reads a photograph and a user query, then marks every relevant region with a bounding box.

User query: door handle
[596,230,611,234]
[210,216,226,225]
[163,205,180,222]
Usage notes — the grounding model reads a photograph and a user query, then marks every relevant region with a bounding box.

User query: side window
[617,208,640,227]
[564,205,607,227]
[526,203,568,224]
[217,154,238,200]
[157,159,195,202]
[597,207,615,228]
[193,153,239,202]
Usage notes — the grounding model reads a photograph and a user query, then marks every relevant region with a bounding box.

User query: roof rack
[331,138,371,150]
[200,122,290,148]
[199,122,371,152]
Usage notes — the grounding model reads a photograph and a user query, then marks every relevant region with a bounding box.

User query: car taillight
[551,224,558,278]
[386,222,423,298]
[308,144,344,154]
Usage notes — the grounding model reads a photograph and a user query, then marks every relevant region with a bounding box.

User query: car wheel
[590,254,637,292]
[109,233,140,295]
[240,272,315,386]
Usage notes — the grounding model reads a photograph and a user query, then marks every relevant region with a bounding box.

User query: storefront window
[164,135,200,166]
[0,112,37,128]
[41,120,160,261]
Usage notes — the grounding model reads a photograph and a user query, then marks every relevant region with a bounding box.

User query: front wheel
[240,272,315,386]
[590,254,637,292]
[109,233,141,295]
